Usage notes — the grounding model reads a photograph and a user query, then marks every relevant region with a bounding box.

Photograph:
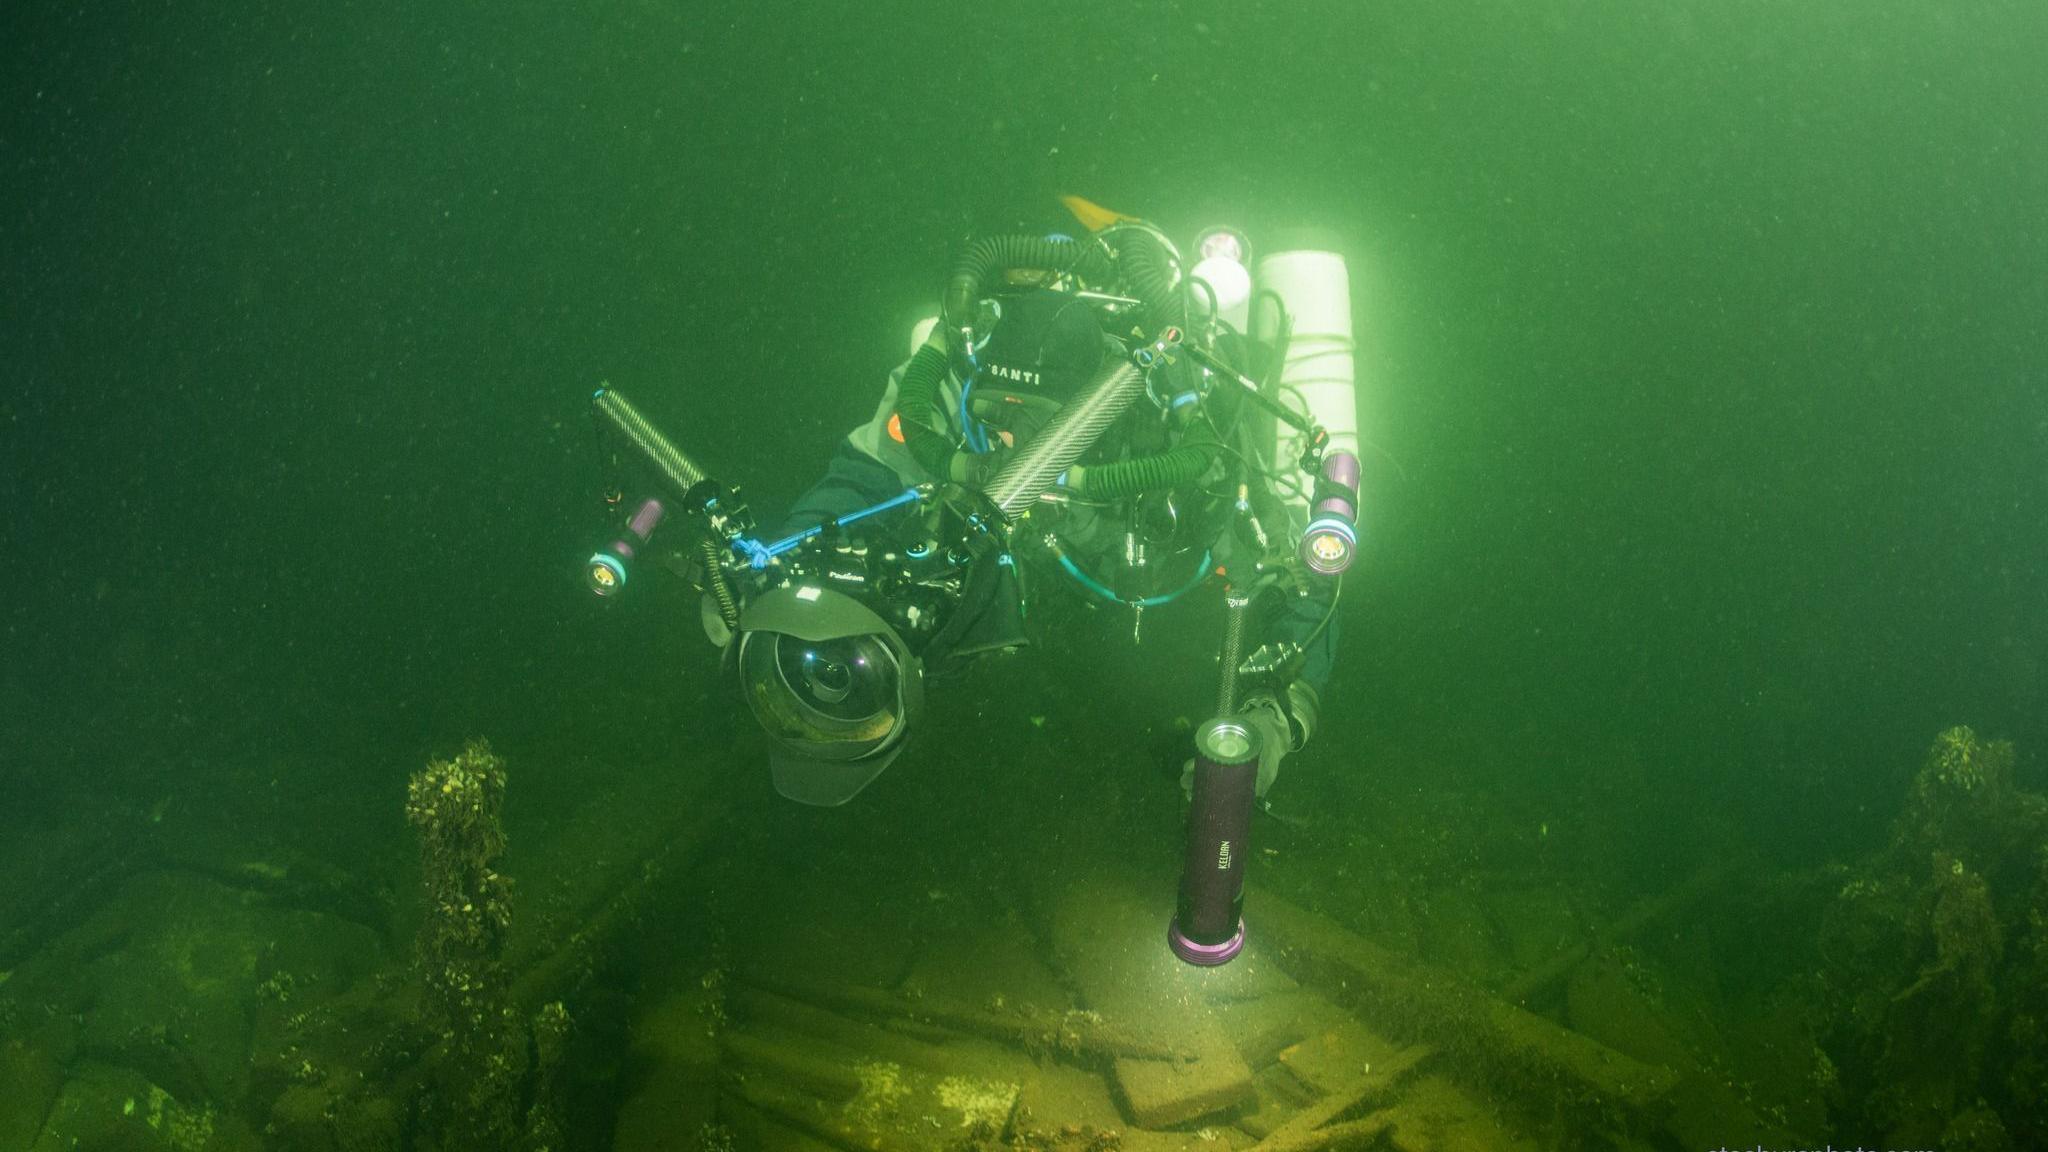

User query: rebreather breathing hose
[892,343,958,479]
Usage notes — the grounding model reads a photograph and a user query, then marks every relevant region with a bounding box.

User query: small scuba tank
[1251,250,1357,520]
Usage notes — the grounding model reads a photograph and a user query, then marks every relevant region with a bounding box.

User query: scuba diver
[583,197,1361,963]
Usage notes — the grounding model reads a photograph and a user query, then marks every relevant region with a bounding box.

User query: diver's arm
[778,442,923,537]
[891,333,1020,488]
[1212,579,1336,800]
[891,336,962,481]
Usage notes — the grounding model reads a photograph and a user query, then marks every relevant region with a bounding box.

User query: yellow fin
[1060,194,1141,234]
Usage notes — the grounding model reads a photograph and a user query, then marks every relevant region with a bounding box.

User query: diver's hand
[946,447,1011,490]
[1178,692,1300,802]
[1239,694,1293,798]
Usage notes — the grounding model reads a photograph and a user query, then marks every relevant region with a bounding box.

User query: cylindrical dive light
[1298,451,1360,576]
[1169,716,1264,966]
[588,498,665,596]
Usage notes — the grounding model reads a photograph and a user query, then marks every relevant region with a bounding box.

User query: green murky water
[5,4,2043,1149]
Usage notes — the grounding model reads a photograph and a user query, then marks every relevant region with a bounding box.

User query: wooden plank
[723,1037,1019,1152]
[1251,1044,1433,1150]
[1044,877,1276,1127]
[1502,857,1744,1005]
[1247,886,1676,1131]
[741,971,1192,1063]
[1249,1114,1398,1152]
[1113,1040,1255,1128]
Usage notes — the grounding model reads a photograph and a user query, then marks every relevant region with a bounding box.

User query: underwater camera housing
[736,582,926,806]
[586,384,1027,804]
[732,526,1021,806]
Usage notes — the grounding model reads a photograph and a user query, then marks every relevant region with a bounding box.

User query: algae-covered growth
[408,737,515,1004]
[846,1059,909,1126]
[1931,726,1992,792]
[405,739,534,1147]
[142,1083,216,1151]
[1900,726,2020,858]
[936,1075,1021,1129]
[1817,725,2046,1147]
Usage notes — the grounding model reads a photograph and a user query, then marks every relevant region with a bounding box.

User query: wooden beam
[1247,886,1676,1131]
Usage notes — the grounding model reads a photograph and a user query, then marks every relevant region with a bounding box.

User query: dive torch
[583,385,727,599]
[587,498,665,596]
[1298,451,1360,576]
[1168,715,1264,966]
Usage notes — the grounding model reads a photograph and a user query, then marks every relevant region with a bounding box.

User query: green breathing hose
[1067,431,1216,499]
[892,343,956,478]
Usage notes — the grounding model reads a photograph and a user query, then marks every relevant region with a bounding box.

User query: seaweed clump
[1817,726,2046,1148]
[406,739,547,1149]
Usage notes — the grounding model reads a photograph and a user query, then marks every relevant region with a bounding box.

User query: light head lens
[1299,518,1357,575]
[587,553,627,596]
